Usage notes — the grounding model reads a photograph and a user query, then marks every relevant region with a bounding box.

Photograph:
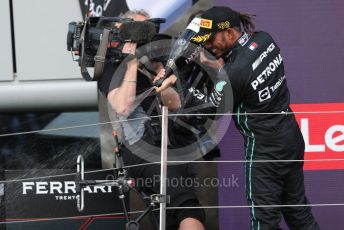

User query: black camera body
[67,21,83,52]
[67,17,127,68]
[67,16,165,81]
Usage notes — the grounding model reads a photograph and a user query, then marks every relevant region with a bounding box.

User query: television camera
[67,16,165,81]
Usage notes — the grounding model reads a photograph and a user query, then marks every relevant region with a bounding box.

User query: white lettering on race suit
[270,75,286,92]
[252,43,275,71]
[251,53,283,91]
[185,45,202,64]
[188,87,205,100]
[258,87,271,102]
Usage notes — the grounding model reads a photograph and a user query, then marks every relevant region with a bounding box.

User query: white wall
[126,0,193,31]
[13,0,82,80]
[0,0,14,81]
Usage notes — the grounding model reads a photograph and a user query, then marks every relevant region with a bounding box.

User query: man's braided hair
[238,12,256,34]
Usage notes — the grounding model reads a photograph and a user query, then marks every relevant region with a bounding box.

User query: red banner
[291,103,344,170]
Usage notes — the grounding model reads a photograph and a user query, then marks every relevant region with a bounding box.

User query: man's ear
[226,28,241,42]
[224,28,235,41]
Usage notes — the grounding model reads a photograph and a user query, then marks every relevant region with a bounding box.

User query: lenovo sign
[291,103,344,170]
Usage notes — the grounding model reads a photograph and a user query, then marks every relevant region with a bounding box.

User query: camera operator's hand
[122,42,138,68]
[153,69,177,93]
[122,42,137,55]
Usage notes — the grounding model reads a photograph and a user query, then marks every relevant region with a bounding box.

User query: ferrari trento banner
[5,169,126,218]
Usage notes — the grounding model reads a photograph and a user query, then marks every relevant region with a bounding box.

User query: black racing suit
[184,31,320,229]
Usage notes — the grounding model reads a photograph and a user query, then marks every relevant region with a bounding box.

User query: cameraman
[98,10,205,230]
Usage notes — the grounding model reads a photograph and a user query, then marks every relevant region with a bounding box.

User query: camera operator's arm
[107,42,138,117]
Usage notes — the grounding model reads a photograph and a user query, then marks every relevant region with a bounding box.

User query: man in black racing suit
[155,6,320,230]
